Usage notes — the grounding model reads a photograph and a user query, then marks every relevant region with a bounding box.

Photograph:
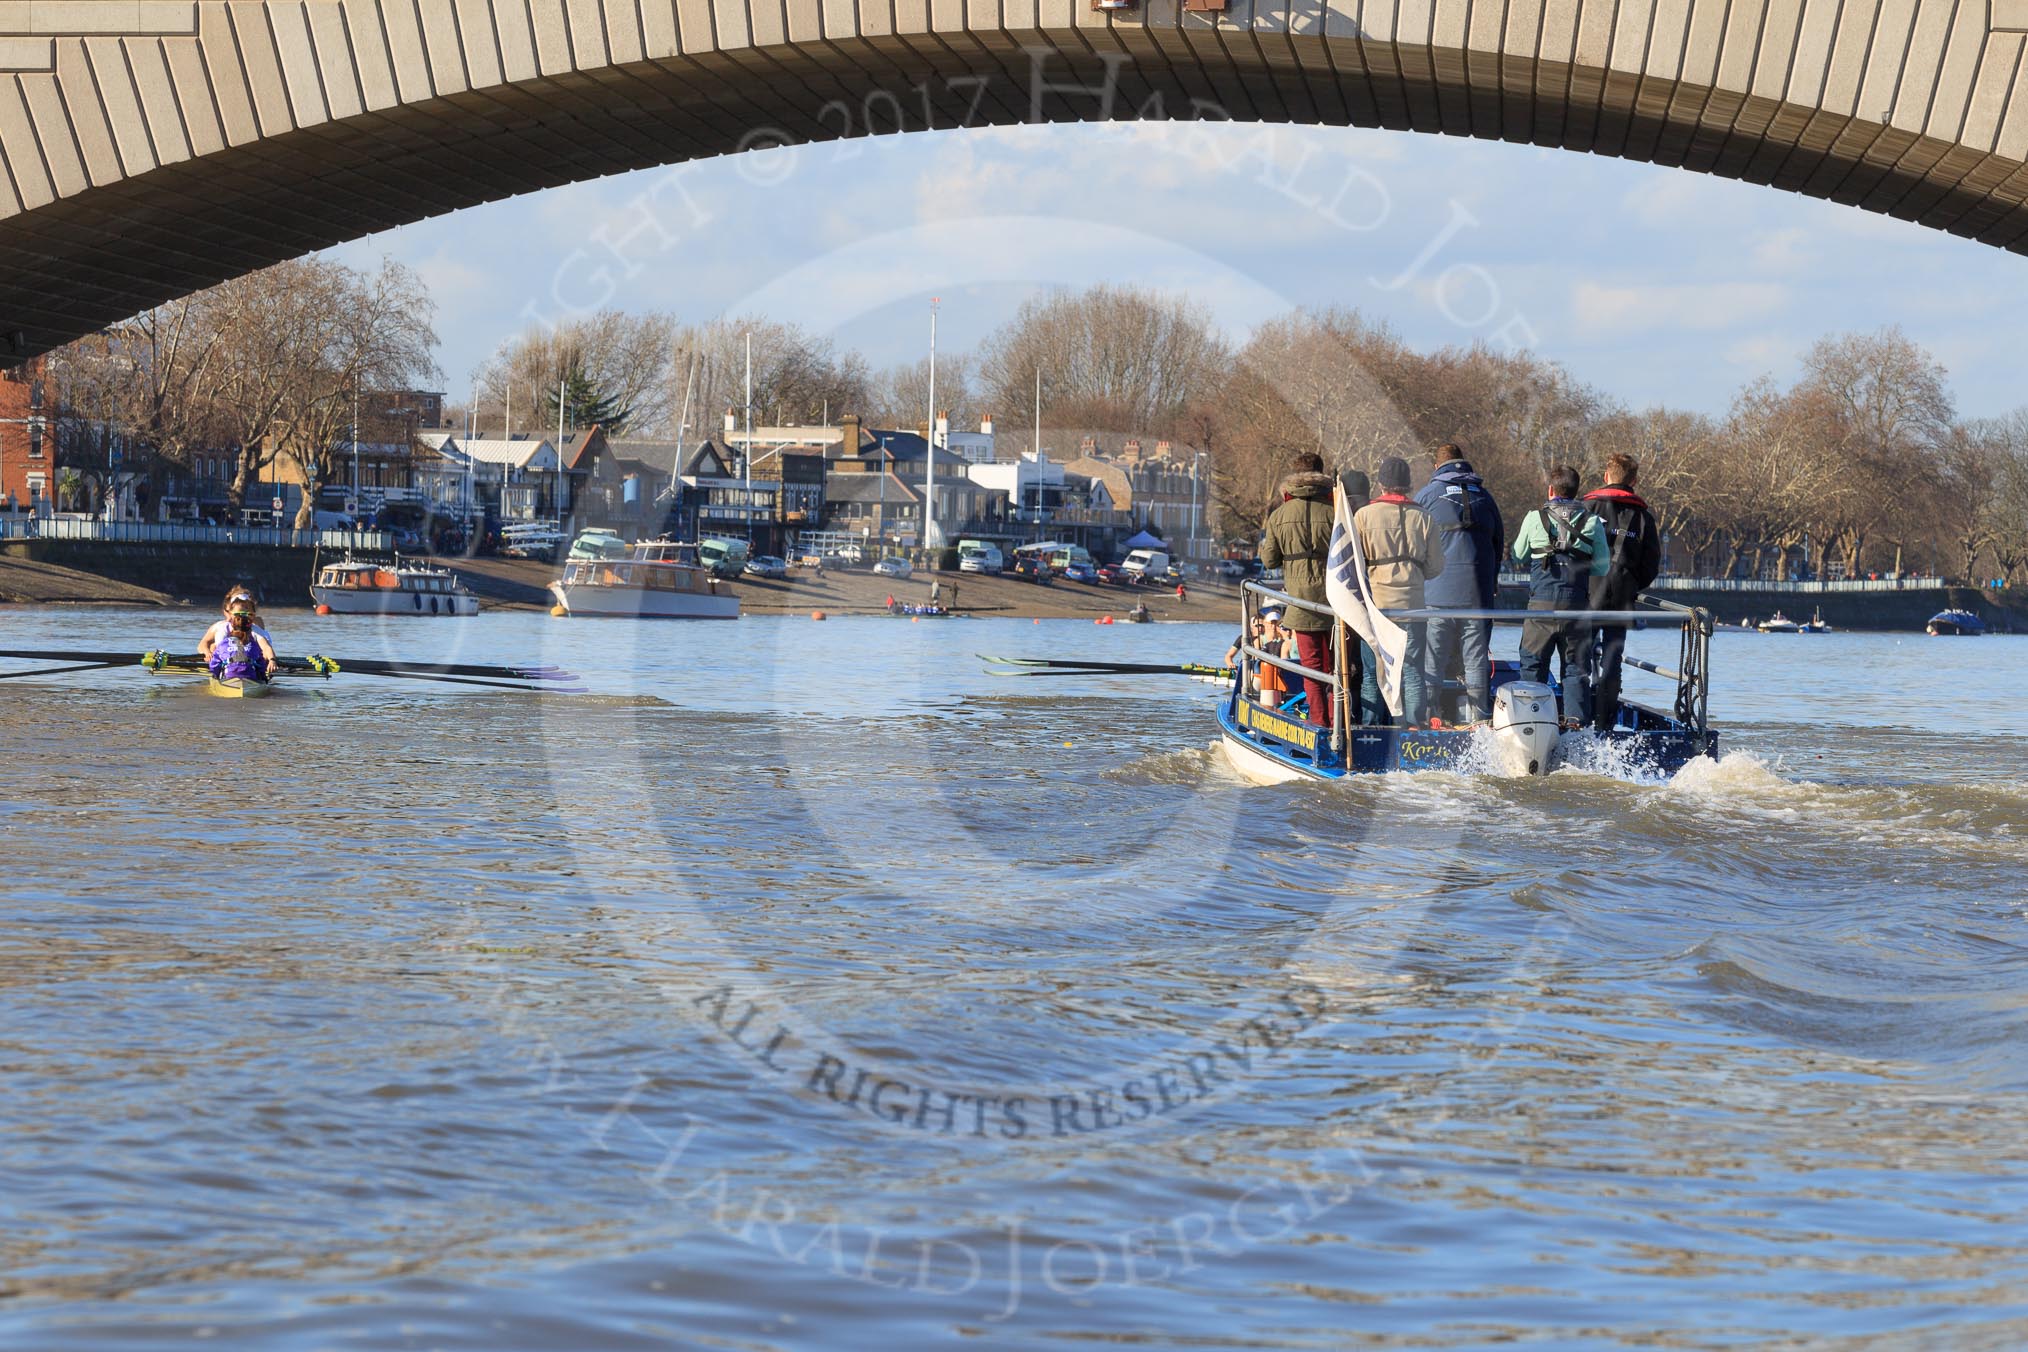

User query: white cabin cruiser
[548,540,740,620]
[312,556,480,616]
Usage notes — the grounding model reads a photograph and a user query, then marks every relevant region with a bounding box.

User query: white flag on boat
[1324,482,1409,717]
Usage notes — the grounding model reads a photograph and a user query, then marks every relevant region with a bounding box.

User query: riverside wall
[1,541,315,606]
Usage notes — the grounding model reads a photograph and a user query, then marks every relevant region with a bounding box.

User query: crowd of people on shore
[1246,443,1662,733]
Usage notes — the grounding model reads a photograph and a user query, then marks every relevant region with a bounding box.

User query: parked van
[1046,544,1094,573]
[1121,548,1170,579]
[957,540,1004,574]
[698,537,750,579]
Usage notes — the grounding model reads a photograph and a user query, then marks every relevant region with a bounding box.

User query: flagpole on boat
[1331,482,1349,759]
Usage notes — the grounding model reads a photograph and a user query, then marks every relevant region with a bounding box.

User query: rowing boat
[206,674,274,698]
[0,648,582,695]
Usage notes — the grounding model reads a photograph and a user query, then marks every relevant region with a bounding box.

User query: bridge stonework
[0,0,2024,357]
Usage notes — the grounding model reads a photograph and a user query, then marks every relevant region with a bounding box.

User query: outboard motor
[1489,682,1561,777]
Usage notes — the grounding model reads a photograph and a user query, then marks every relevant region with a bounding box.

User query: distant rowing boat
[0,648,581,695]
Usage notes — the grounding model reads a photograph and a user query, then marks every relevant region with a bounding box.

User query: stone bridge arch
[3,0,2026,359]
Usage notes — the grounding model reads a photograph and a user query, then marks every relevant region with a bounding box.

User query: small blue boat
[1217,586,1719,781]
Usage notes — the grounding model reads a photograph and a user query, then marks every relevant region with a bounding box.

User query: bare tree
[475,310,677,436]
[978,285,1226,436]
[872,353,975,432]
[280,259,441,528]
[663,317,872,438]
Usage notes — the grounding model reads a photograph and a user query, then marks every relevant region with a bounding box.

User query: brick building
[0,356,48,511]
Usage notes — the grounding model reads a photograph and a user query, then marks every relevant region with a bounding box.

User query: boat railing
[1237,582,1351,756]
[1237,582,1714,736]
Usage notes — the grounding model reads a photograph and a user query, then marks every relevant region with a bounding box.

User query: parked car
[1011,556,1054,584]
[873,557,913,579]
[1096,564,1127,585]
[744,555,788,579]
[1217,559,1249,579]
[1062,562,1099,584]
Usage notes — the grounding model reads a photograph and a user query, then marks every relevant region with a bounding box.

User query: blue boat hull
[1215,680,1717,781]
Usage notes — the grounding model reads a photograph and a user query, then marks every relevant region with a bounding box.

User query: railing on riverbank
[1495,573,1947,593]
[0,515,392,551]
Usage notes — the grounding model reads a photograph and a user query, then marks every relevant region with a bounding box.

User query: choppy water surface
[2,608,2025,1348]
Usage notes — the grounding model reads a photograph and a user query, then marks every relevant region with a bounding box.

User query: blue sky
[332,121,2028,421]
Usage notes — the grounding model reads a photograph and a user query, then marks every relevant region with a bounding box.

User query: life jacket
[1257,634,1290,694]
[210,629,268,681]
[1528,499,1598,605]
[1583,484,1658,595]
[1360,494,1427,569]
[1432,475,1485,535]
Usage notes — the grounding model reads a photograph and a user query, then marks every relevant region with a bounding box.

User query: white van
[698,537,750,578]
[957,540,1004,574]
[1121,548,1170,579]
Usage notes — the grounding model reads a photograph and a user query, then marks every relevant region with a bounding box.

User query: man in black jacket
[1583,452,1663,732]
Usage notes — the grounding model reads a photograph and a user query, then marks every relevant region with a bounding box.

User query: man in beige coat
[1353,456,1445,726]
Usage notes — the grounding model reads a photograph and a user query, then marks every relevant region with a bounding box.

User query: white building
[936,412,996,465]
[441,437,565,521]
[967,448,1060,517]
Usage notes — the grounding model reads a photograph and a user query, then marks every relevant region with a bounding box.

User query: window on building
[28,418,42,459]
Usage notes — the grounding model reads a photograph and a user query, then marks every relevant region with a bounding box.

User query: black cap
[1340,469,1370,501]
[1376,456,1411,491]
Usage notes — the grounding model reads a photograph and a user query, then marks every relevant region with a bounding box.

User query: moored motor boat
[1800,608,1832,633]
[548,539,740,619]
[1216,584,1718,780]
[1926,609,1985,636]
[312,555,480,616]
[1757,611,1801,633]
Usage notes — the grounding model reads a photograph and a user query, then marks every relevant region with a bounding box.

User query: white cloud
[1571,281,1789,335]
[1721,334,1795,372]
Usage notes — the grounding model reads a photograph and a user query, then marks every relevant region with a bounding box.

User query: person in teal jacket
[1510,465,1609,727]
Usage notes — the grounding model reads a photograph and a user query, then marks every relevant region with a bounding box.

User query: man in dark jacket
[1584,452,1663,732]
[1258,452,1338,728]
[1414,442,1505,723]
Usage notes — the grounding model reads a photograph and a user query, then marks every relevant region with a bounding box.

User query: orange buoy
[550,604,568,617]
[314,603,332,616]
[911,616,920,623]
[810,610,827,621]
[1098,615,1114,625]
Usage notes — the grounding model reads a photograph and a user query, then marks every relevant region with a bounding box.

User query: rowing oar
[0,648,577,692]
[982,655,1234,679]
[328,670,587,693]
[0,647,177,666]
[275,656,576,682]
[0,660,126,680]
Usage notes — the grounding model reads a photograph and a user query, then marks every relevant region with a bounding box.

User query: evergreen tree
[542,360,630,434]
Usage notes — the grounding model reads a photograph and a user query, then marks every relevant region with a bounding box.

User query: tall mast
[925,297,938,551]
[743,331,754,543]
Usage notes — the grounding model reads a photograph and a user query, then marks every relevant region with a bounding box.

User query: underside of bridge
[2,1,2026,361]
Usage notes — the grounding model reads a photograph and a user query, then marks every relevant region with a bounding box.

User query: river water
[2,608,2025,1348]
